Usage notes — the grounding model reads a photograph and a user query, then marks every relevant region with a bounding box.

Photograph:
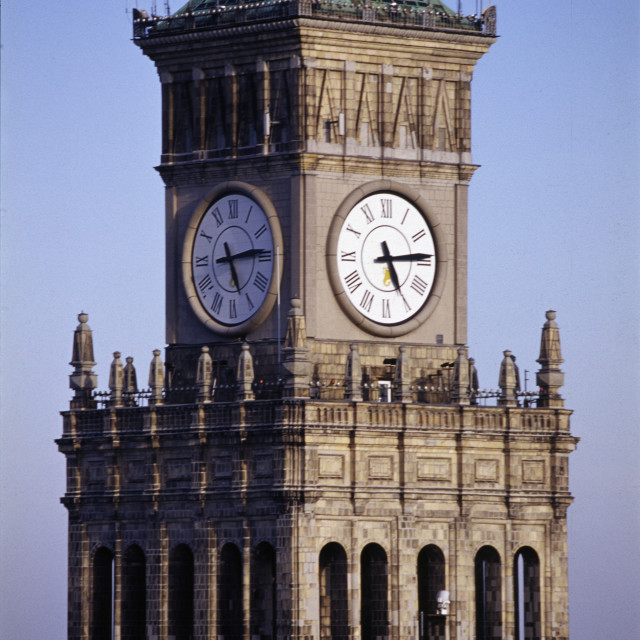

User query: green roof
[136,0,487,37]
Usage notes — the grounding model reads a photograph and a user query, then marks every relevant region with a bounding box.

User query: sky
[1,1,638,638]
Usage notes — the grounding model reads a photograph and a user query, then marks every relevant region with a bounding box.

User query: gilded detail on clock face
[336,192,437,325]
[190,193,275,326]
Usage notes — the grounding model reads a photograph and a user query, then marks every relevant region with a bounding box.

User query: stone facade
[58,4,577,640]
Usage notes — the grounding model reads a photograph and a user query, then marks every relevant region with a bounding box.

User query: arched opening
[169,544,194,640]
[514,547,541,640]
[361,543,388,640]
[475,546,502,640]
[417,545,445,640]
[251,542,277,640]
[319,542,349,640]
[122,544,146,640]
[91,546,114,640]
[218,543,243,640]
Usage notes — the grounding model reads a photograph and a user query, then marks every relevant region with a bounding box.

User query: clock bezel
[326,180,447,337]
[182,181,284,337]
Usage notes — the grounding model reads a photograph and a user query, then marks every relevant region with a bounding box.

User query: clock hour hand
[222,242,242,294]
[379,241,401,291]
[373,252,432,263]
[216,247,264,263]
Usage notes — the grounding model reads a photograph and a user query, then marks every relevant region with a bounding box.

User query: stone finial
[536,310,565,407]
[283,298,306,349]
[282,298,311,398]
[109,352,124,407]
[123,356,138,406]
[148,349,165,406]
[123,357,138,393]
[468,357,479,404]
[196,346,213,403]
[498,350,518,407]
[236,342,255,401]
[452,346,470,405]
[345,343,363,402]
[393,345,412,403]
[69,312,97,408]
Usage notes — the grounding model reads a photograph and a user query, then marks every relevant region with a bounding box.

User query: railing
[133,1,495,39]
[86,379,539,409]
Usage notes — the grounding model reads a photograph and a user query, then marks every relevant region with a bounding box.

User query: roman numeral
[418,256,432,267]
[228,199,238,219]
[199,230,213,243]
[361,203,375,224]
[381,199,392,218]
[340,250,356,262]
[195,255,209,268]
[254,224,267,239]
[401,208,410,225]
[210,207,223,227]
[346,224,361,238]
[253,271,269,292]
[344,270,362,294]
[410,275,428,296]
[211,292,223,314]
[382,299,391,319]
[359,289,374,312]
[229,299,237,319]
[412,229,426,243]
[198,274,213,292]
[245,205,253,223]
[258,250,272,263]
[400,292,411,312]
[245,293,255,310]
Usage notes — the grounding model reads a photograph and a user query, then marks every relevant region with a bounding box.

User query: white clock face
[188,193,276,328]
[335,192,437,326]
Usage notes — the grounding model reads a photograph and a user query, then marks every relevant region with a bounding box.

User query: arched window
[319,543,349,640]
[361,543,388,640]
[169,544,194,640]
[218,543,243,640]
[514,547,541,640]
[251,542,277,640]
[475,546,502,640]
[417,545,445,640]
[122,544,146,640]
[91,546,114,640]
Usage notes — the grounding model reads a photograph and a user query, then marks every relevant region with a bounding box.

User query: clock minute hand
[379,241,401,291]
[374,252,432,263]
[222,242,242,294]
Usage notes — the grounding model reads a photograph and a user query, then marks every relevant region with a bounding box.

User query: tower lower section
[59,398,575,640]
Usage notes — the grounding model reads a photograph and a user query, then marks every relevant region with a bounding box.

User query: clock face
[333,192,437,327]
[184,192,279,334]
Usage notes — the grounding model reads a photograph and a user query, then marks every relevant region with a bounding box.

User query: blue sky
[1,1,639,637]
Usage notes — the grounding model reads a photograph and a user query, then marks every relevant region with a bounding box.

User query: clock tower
[58,3,577,640]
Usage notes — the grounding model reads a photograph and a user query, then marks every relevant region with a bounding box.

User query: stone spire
[148,349,165,406]
[109,352,124,407]
[69,312,97,408]
[281,298,311,398]
[196,346,213,403]
[536,310,565,407]
[236,342,255,401]
[452,346,470,405]
[345,343,363,401]
[393,345,411,403]
[498,350,518,407]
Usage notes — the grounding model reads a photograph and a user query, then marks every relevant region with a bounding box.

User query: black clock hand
[379,241,401,291]
[223,242,242,294]
[216,247,264,263]
[373,252,432,263]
